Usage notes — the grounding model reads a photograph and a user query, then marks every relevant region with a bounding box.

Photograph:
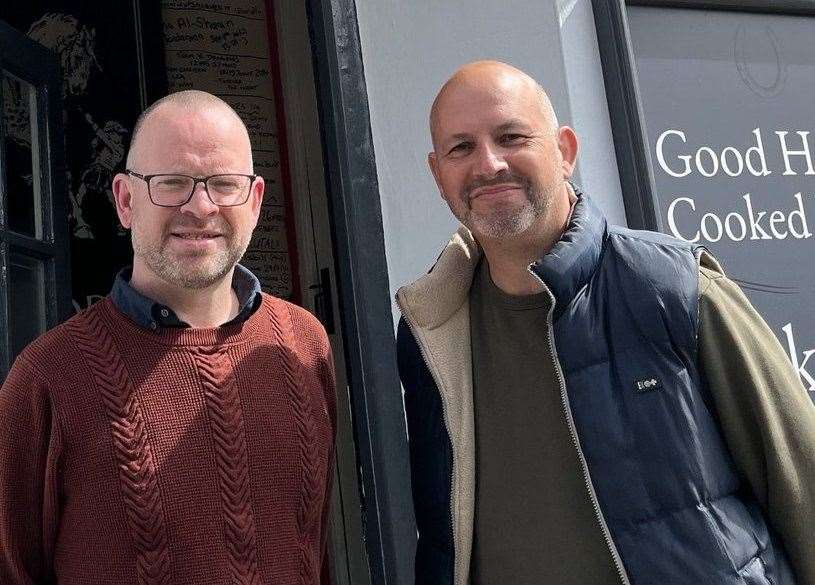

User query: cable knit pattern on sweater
[66,309,173,585]
[195,348,261,585]
[266,303,321,585]
[0,294,336,585]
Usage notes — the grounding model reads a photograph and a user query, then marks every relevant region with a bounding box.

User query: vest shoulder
[607,224,698,252]
[602,225,701,299]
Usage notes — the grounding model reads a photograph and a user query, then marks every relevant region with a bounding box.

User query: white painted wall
[559,0,626,225]
[355,0,625,322]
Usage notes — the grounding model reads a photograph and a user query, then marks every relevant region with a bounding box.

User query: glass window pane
[628,8,815,401]
[2,71,43,238]
[9,252,47,358]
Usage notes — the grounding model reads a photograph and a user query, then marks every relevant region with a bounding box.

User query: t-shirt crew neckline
[478,258,550,311]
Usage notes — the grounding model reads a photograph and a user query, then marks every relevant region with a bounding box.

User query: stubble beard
[132,221,250,290]
[460,178,554,240]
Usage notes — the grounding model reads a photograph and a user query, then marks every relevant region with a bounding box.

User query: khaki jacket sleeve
[698,261,815,585]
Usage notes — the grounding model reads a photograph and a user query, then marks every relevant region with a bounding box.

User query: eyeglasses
[125,170,258,207]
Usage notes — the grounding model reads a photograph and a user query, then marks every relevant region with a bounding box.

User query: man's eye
[210,180,239,190]
[501,134,526,144]
[448,143,472,155]
[156,177,188,188]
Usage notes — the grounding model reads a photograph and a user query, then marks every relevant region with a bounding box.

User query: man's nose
[472,142,509,178]
[180,181,219,218]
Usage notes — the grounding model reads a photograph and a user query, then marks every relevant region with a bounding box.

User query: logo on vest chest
[634,377,663,392]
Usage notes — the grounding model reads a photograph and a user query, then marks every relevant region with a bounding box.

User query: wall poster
[626,5,815,401]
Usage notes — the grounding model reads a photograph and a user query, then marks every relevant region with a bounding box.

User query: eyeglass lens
[149,174,252,206]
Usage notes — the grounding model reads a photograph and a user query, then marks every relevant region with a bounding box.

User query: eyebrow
[445,120,531,142]
[447,132,473,143]
[496,120,530,132]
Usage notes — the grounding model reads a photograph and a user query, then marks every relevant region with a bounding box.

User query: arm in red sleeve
[0,354,62,584]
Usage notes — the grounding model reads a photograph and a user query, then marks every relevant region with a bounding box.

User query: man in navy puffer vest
[396,61,815,585]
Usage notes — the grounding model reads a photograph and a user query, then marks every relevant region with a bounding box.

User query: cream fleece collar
[396,226,482,330]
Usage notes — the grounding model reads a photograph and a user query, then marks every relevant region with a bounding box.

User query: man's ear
[428,151,446,201]
[111,173,135,228]
[557,126,579,178]
[249,175,265,224]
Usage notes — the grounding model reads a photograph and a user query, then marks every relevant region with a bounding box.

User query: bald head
[126,90,251,169]
[429,60,558,147]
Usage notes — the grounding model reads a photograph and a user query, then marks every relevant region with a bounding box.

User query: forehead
[432,78,544,139]
[135,105,250,171]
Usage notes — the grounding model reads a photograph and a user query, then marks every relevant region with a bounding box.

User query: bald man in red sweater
[0,91,336,584]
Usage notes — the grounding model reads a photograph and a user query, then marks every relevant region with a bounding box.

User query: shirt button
[150,322,158,330]
[160,308,169,318]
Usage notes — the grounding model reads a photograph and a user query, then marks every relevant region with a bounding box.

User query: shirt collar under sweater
[109,264,262,331]
[97,293,273,347]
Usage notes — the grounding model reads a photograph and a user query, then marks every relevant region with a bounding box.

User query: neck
[478,183,576,296]
[130,265,239,328]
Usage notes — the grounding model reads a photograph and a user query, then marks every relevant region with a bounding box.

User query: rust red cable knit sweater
[0,294,336,585]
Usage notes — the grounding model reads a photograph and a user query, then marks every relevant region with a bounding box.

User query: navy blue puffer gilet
[532,195,796,585]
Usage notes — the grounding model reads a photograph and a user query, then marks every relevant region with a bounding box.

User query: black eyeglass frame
[125,169,259,207]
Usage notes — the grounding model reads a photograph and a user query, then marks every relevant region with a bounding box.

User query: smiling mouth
[469,184,523,200]
[170,232,222,240]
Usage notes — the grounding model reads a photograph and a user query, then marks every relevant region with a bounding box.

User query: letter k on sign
[782,323,815,393]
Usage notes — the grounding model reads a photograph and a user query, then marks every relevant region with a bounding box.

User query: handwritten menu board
[161,0,295,299]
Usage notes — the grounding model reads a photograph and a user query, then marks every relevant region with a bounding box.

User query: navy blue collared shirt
[110,264,263,330]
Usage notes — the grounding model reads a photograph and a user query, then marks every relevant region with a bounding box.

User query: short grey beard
[468,204,539,239]
[464,185,552,239]
[133,236,248,290]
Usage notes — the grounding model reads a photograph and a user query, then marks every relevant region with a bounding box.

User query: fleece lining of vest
[397,225,480,585]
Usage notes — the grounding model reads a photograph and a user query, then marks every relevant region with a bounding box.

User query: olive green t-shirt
[469,258,620,585]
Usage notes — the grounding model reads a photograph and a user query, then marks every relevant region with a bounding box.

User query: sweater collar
[397,189,606,330]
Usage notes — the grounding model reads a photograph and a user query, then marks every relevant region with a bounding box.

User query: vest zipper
[395,297,460,584]
[528,265,632,585]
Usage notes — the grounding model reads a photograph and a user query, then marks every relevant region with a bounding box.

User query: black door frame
[305,2,415,585]
[591,0,815,230]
